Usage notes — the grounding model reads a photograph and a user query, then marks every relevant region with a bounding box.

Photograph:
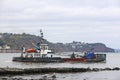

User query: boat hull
[63,58,105,62]
[13,54,106,63]
[13,57,63,62]
[13,57,105,63]
[63,58,86,62]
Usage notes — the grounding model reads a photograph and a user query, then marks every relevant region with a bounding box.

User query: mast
[39,29,49,55]
[40,29,44,44]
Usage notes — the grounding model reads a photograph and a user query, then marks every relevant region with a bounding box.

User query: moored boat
[12,30,106,63]
[12,30,63,62]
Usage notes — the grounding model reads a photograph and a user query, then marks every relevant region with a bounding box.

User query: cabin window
[34,54,37,56]
[34,54,41,57]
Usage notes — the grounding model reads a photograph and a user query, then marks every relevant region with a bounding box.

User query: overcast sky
[0,0,120,49]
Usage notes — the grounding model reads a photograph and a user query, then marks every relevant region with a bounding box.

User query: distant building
[3,44,11,49]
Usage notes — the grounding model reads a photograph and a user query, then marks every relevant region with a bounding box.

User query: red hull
[63,58,86,62]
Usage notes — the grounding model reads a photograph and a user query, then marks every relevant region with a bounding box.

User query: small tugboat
[13,30,106,63]
[12,30,63,62]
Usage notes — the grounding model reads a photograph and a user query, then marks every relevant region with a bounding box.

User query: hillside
[0,33,114,52]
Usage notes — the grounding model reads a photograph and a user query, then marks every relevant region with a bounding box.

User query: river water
[0,53,120,80]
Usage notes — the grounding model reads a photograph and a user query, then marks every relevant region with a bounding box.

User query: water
[4,71,120,80]
[0,53,120,80]
[2,53,120,68]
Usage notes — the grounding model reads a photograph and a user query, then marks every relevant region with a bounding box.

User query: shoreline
[0,67,120,75]
[0,49,21,53]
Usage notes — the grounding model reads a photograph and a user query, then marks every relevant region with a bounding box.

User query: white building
[4,44,11,49]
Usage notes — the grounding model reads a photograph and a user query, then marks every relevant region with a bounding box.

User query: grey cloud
[0,0,120,48]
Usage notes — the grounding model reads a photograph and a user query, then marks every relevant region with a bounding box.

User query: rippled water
[0,53,120,80]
